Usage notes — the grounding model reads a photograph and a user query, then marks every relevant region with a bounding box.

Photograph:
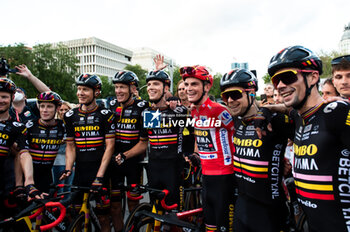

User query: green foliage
[171,67,181,94]
[209,73,223,99]
[0,43,79,101]
[100,75,115,98]
[318,50,345,79]
[124,64,148,99]
[262,73,271,84]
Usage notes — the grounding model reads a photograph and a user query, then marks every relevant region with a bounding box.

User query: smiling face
[332,70,350,98]
[0,92,12,113]
[147,80,164,102]
[114,83,131,103]
[275,68,307,108]
[222,86,250,117]
[184,77,210,104]
[77,85,95,105]
[177,82,187,101]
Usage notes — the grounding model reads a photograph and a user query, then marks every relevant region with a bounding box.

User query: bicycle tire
[67,213,92,232]
[184,190,202,211]
[124,203,152,232]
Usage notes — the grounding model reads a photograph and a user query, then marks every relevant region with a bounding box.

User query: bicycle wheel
[133,216,155,232]
[124,203,152,232]
[184,190,202,211]
[67,213,92,232]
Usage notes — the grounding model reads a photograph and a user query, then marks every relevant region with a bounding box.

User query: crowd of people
[0,46,349,232]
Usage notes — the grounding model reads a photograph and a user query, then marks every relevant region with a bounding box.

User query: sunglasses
[331,55,350,65]
[271,69,317,88]
[221,89,253,102]
[180,66,197,76]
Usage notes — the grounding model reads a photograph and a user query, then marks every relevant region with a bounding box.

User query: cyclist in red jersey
[181,65,235,232]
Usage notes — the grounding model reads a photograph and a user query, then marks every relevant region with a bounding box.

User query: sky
[2,0,350,92]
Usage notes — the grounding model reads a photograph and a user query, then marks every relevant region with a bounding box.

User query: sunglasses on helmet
[271,69,317,88]
[221,89,254,102]
[180,66,198,76]
[331,55,350,65]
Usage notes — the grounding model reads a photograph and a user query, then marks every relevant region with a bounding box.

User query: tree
[100,75,115,98]
[318,50,345,79]
[209,73,223,99]
[262,73,271,84]
[0,43,79,101]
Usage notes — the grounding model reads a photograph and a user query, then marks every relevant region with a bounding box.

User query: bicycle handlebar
[28,205,44,220]
[128,184,178,210]
[40,201,66,231]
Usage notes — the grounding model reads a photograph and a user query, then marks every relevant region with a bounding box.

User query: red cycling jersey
[191,98,235,175]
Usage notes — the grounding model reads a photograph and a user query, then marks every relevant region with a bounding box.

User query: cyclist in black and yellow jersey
[109,71,149,232]
[60,74,115,232]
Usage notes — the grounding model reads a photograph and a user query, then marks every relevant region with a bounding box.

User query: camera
[0,58,18,76]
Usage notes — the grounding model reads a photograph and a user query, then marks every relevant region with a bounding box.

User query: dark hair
[323,77,340,96]
[332,59,350,74]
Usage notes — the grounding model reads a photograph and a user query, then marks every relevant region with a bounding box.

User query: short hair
[322,77,340,96]
[332,59,350,74]
[175,80,184,97]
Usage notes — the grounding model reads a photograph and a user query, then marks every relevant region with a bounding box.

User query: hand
[15,64,33,79]
[184,152,201,167]
[25,184,43,200]
[91,177,104,193]
[254,107,273,139]
[283,158,292,176]
[153,54,168,71]
[13,186,27,202]
[115,152,126,165]
[323,96,350,104]
[59,170,72,180]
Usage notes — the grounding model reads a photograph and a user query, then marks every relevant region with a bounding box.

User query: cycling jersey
[191,98,235,175]
[17,119,65,192]
[0,119,27,195]
[290,101,350,232]
[233,112,294,205]
[63,105,115,163]
[20,119,65,166]
[140,105,187,160]
[109,98,149,154]
[108,98,149,201]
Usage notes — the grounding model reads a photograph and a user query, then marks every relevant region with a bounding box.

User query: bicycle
[60,184,109,232]
[0,197,66,232]
[124,184,203,232]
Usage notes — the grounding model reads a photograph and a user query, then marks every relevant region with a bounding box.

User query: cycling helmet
[112,71,139,86]
[220,69,258,92]
[76,74,102,90]
[268,45,323,76]
[180,65,213,85]
[146,70,171,86]
[0,78,17,94]
[37,91,62,106]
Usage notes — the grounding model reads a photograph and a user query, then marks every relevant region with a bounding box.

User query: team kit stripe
[0,149,9,154]
[116,132,139,137]
[234,167,268,178]
[148,134,177,139]
[296,187,334,200]
[75,140,103,144]
[234,161,268,172]
[149,138,177,142]
[294,173,333,182]
[294,180,333,191]
[234,156,269,166]
[30,153,58,158]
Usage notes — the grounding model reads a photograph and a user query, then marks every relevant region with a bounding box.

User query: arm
[14,151,24,186]
[15,64,50,92]
[60,140,76,180]
[115,139,148,165]
[96,138,115,178]
[19,150,35,186]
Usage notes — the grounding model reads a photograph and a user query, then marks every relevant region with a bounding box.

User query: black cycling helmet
[0,78,17,94]
[268,45,323,76]
[37,91,62,106]
[76,74,102,90]
[112,71,139,86]
[220,69,258,92]
[268,45,322,110]
[146,70,171,87]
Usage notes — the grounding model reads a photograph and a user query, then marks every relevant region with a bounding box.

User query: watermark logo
[143,110,162,128]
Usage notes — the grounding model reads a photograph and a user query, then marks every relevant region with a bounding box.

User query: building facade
[339,22,350,54]
[231,62,249,70]
[53,37,133,77]
[132,47,176,71]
